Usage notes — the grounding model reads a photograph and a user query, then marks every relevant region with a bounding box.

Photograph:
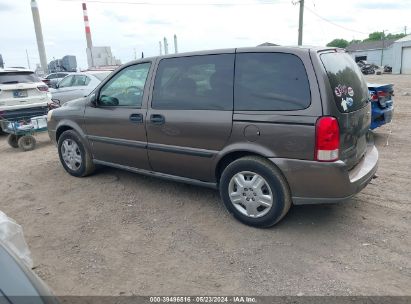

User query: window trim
[150,54,235,111]
[96,62,152,109]
[233,52,312,112]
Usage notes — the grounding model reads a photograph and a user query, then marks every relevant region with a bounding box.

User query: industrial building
[346,35,411,74]
[48,55,77,73]
[86,47,121,68]
[346,39,396,66]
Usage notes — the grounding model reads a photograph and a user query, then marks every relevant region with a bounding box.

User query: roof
[346,39,396,52]
[257,42,280,47]
[0,68,33,73]
[394,34,411,43]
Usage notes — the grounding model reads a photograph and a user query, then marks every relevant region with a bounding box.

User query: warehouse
[346,39,396,67]
[346,35,411,74]
[392,35,411,74]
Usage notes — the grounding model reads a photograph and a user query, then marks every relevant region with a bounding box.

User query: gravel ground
[0,74,410,296]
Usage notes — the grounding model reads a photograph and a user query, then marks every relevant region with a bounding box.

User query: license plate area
[13,90,28,98]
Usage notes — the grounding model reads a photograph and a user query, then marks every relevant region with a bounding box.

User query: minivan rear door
[146,53,235,182]
[319,51,371,169]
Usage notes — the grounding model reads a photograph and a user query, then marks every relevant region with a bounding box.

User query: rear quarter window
[234,52,311,111]
[320,52,369,112]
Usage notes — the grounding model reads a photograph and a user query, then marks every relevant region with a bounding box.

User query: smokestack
[173,34,178,54]
[82,2,93,49]
[31,0,47,74]
[163,37,169,55]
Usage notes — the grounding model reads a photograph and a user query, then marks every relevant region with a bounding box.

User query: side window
[152,54,234,110]
[234,53,311,111]
[71,75,90,86]
[98,63,151,107]
[58,75,74,88]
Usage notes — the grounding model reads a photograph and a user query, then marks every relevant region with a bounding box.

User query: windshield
[320,52,368,113]
[0,72,41,84]
[92,72,111,81]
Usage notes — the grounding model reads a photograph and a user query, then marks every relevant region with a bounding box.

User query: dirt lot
[0,74,410,296]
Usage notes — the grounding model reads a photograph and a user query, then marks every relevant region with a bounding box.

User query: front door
[84,62,153,170]
[146,54,234,181]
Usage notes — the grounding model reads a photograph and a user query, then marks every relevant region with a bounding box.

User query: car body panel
[0,70,51,118]
[50,72,110,104]
[48,47,379,205]
[0,241,58,302]
[367,83,394,130]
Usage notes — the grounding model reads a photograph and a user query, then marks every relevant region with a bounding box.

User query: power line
[304,5,368,35]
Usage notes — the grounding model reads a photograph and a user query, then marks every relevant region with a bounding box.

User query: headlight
[47,109,54,122]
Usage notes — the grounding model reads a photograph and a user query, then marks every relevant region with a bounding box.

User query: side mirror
[89,93,97,107]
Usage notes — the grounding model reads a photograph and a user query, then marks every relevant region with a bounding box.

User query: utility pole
[26,49,31,70]
[405,26,407,35]
[381,30,386,66]
[174,34,178,54]
[298,0,304,46]
[134,48,137,60]
[159,41,163,55]
[164,37,169,55]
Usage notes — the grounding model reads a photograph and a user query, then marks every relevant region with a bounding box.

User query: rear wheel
[58,130,95,177]
[17,135,36,151]
[219,156,291,227]
[7,134,20,148]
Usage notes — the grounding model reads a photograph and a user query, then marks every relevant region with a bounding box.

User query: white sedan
[50,71,111,104]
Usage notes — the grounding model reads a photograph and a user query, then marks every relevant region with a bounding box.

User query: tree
[326,38,349,48]
[363,32,406,42]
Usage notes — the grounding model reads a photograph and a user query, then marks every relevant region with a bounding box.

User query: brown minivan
[47,46,378,227]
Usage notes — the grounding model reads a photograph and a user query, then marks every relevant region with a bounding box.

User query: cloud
[328,16,355,23]
[145,19,172,25]
[0,2,14,12]
[102,10,130,22]
[356,2,407,10]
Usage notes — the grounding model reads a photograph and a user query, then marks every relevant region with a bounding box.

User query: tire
[7,134,20,148]
[58,130,95,177]
[219,156,291,228]
[17,135,36,151]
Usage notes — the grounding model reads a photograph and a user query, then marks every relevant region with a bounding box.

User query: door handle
[150,114,165,125]
[129,113,143,123]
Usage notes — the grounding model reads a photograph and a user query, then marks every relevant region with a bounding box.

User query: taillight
[370,92,379,102]
[37,85,49,92]
[315,116,340,162]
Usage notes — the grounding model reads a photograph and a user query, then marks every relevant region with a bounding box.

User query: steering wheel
[125,86,142,95]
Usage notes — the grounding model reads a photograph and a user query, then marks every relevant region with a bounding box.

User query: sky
[0,0,410,70]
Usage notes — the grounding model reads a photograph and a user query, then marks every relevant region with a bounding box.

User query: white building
[86,46,121,68]
[391,35,411,74]
[346,39,396,67]
[346,35,411,74]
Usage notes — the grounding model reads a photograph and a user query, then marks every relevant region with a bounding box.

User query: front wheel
[58,130,95,177]
[219,156,291,228]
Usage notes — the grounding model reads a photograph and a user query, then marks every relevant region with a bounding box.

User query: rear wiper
[1,81,19,84]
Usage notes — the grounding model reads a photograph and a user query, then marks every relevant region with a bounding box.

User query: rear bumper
[0,106,49,119]
[371,104,394,130]
[270,144,379,205]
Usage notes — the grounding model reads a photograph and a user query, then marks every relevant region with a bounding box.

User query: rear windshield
[320,52,368,112]
[0,72,41,84]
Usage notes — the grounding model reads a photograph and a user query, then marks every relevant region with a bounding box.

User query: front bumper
[270,144,379,205]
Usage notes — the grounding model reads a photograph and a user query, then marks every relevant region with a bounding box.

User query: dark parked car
[368,83,394,130]
[47,47,378,227]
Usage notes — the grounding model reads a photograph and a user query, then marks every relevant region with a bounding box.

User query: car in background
[42,72,70,88]
[368,83,394,129]
[0,68,50,122]
[50,71,111,104]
